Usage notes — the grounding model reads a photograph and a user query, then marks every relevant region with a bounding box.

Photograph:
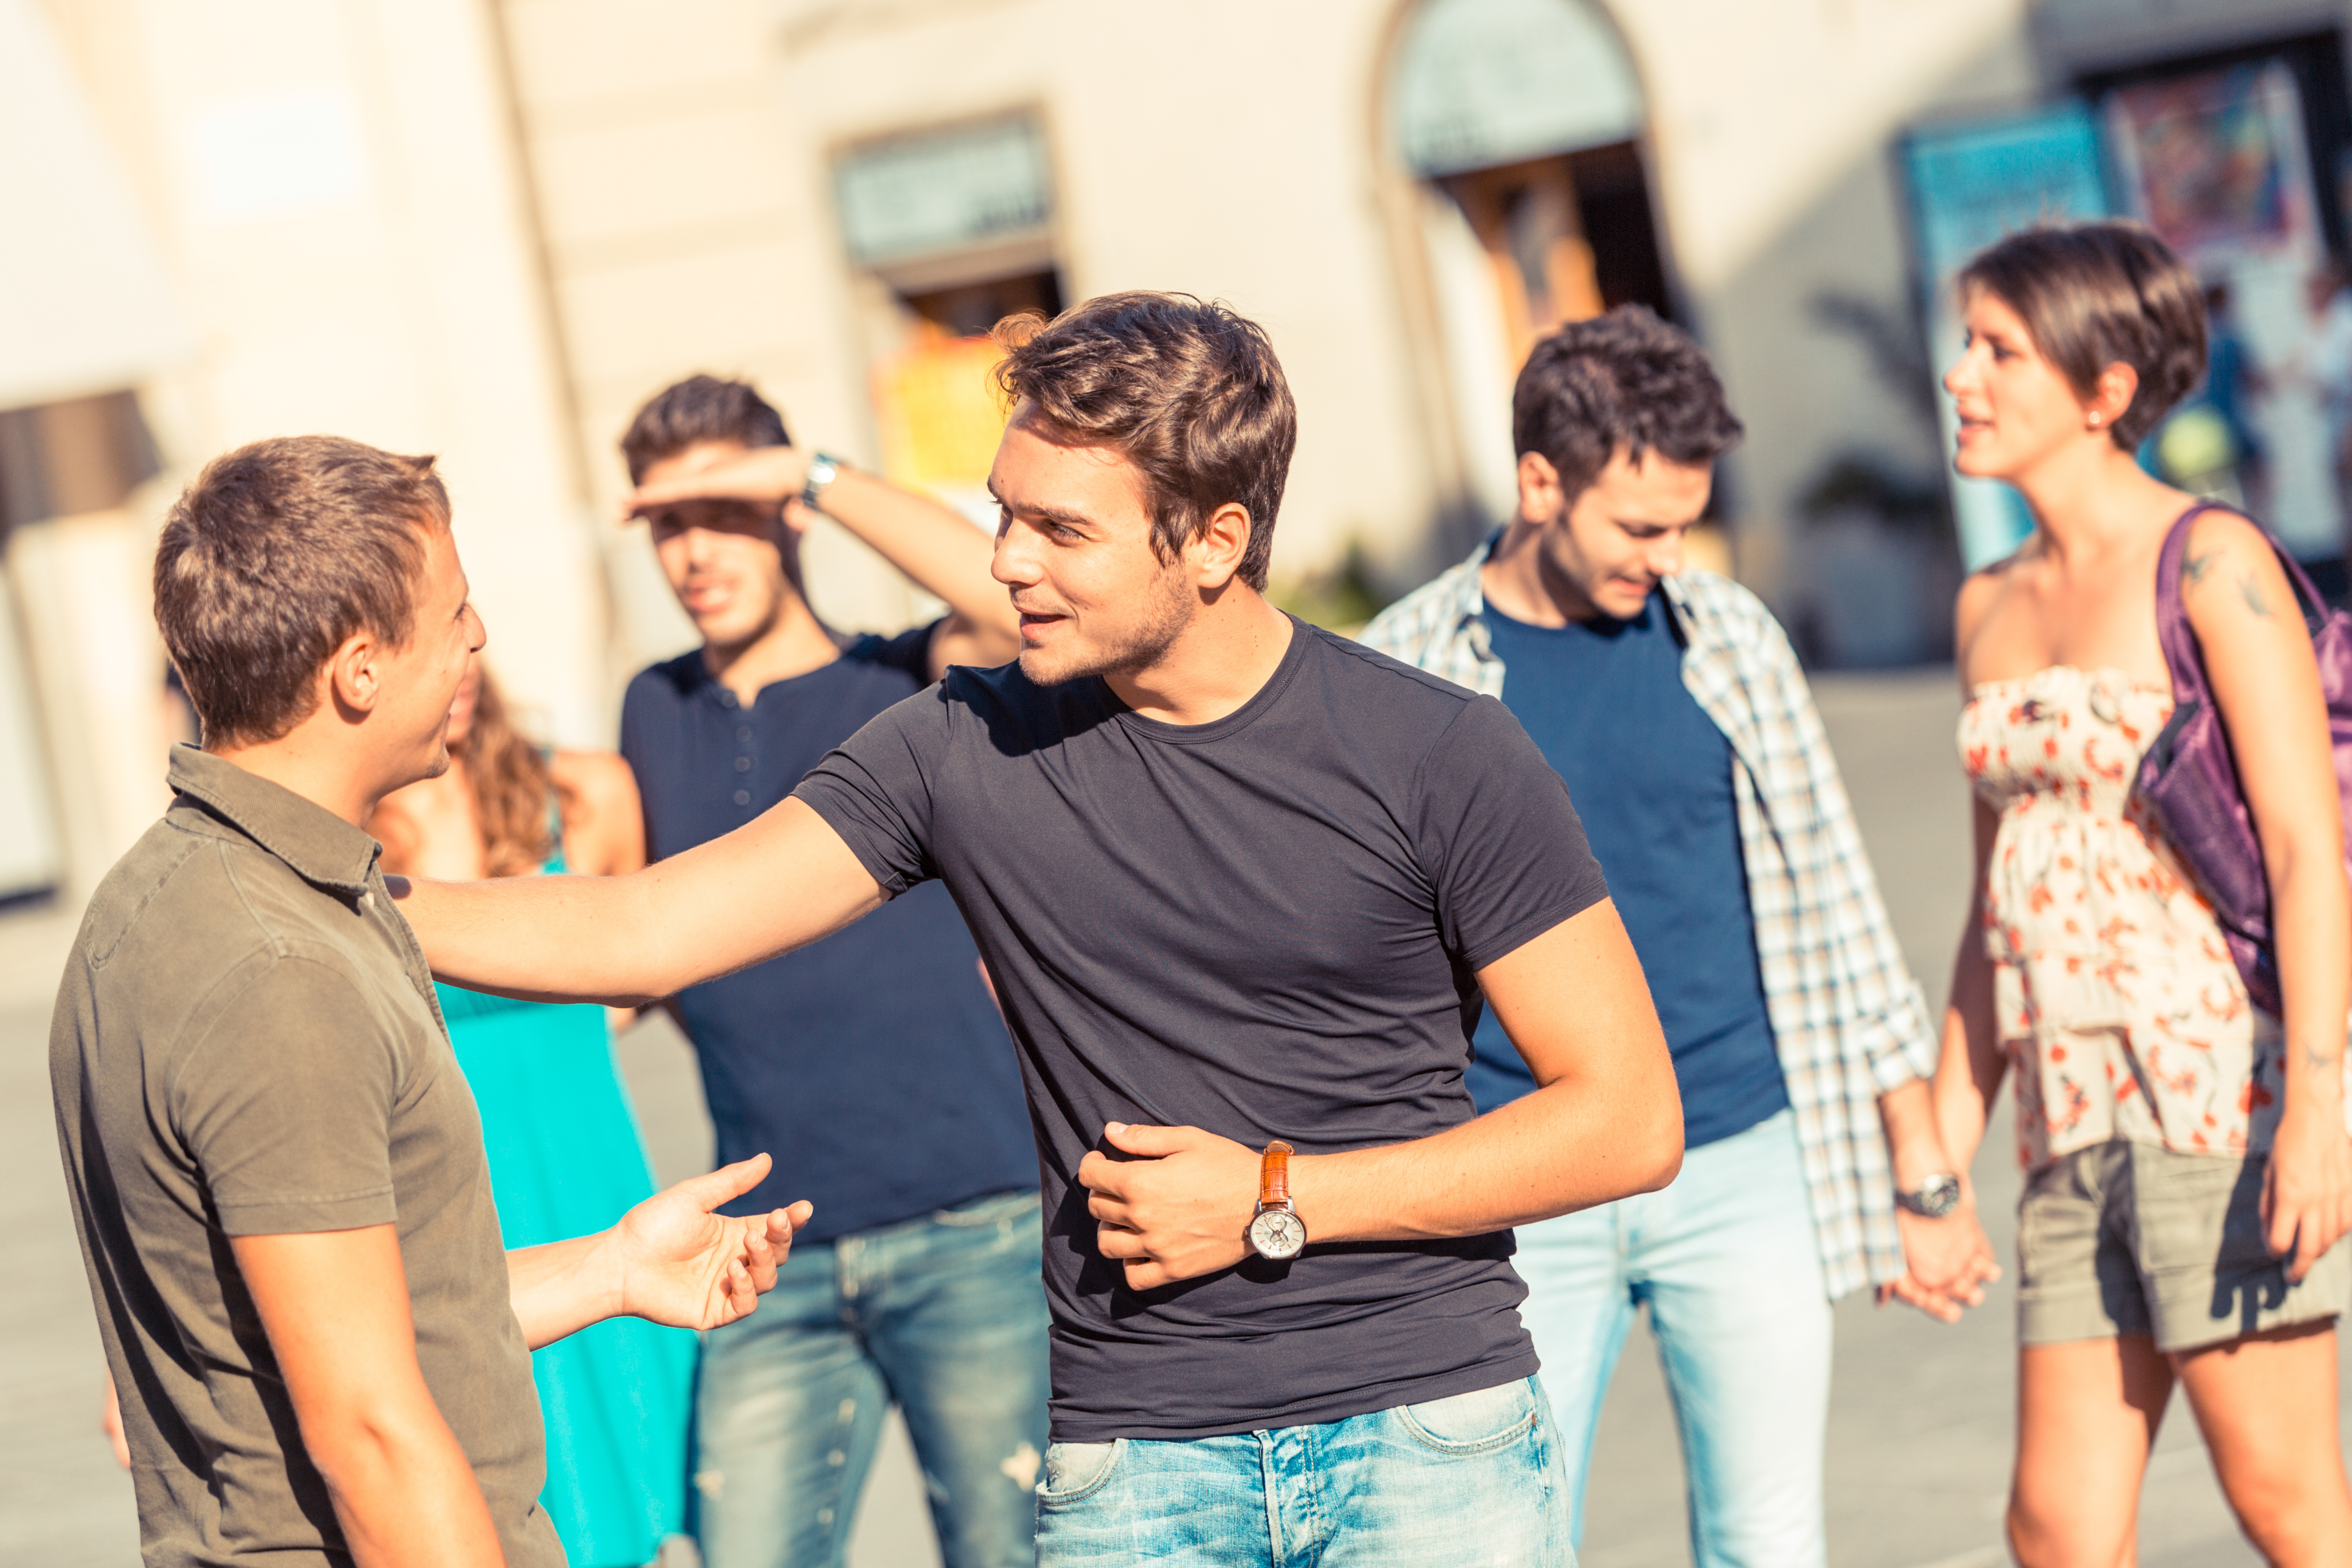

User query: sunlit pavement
[4,668,2338,1566]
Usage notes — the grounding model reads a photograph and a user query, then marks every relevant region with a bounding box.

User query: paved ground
[4,668,2340,1564]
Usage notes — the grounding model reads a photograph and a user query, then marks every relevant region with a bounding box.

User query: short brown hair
[621,375,791,484]
[1513,307,1744,506]
[1960,221,2206,448]
[154,436,448,747]
[992,292,1297,591]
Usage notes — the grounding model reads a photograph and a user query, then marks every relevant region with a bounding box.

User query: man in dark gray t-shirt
[53,436,806,1568]
[404,295,1683,1565]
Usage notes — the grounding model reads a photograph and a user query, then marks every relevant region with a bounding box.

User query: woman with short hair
[1929,220,2352,1564]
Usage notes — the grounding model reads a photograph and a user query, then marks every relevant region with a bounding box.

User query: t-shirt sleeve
[792,685,950,897]
[849,618,947,684]
[1415,693,1612,971]
[617,669,651,768]
[169,957,403,1237]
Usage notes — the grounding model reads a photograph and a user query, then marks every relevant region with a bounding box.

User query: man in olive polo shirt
[50,435,808,1568]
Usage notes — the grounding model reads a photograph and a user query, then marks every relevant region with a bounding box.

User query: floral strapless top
[1959,665,2279,1170]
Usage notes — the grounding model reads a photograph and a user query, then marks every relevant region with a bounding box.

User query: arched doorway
[1384,0,1674,532]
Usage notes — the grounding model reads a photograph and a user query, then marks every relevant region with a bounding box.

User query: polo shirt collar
[167,744,380,894]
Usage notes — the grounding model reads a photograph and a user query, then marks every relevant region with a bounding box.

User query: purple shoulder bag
[2133,502,2352,1016]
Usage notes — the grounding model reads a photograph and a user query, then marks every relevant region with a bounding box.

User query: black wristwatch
[1895,1173,1962,1219]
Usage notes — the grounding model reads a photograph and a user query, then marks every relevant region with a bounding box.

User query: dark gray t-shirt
[49,748,560,1568]
[795,618,1610,1440]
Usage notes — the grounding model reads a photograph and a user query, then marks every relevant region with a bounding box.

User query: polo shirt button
[734,755,753,773]
[734,789,751,807]
[737,726,753,743]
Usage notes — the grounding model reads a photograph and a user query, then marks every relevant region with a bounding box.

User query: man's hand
[1877,1192,2000,1323]
[1079,1122,1261,1292]
[508,1154,811,1349]
[626,445,810,515]
[2265,1105,2352,1283]
[605,1154,812,1329]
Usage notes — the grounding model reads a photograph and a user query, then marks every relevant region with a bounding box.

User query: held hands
[602,1154,812,1330]
[1079,1122,1262,1292]
[625,445,811,518]
[2264,1104,2352,1283]
[1877,1188,2001,1324]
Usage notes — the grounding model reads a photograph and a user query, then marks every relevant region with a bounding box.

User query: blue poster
[1900,104,2113,569]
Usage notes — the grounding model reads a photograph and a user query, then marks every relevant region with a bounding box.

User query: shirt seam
[1107,619,1319,747]
[212,1184,398,1210]
[162,952,395,1137]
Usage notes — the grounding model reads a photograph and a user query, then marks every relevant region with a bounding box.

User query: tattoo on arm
[2184,549,2219,587]
[2237,572,2274,618]
[2304,1043,2340,1073]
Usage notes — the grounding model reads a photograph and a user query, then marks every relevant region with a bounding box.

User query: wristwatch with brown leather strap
[1246,1140,1307,1260]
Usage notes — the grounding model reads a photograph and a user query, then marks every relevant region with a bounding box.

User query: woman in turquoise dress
[374,659,694,1568]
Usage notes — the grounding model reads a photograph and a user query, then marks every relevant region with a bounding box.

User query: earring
[2088,413,2102,428]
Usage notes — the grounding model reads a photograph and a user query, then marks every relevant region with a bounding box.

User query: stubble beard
[1018,564,1195,688]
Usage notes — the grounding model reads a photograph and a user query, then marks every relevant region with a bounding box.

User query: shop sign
[835,117,1051,266]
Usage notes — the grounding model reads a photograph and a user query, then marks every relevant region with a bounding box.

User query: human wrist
[1887,1124,1958,1192]
[1281,1152,1342,1244]
[580,1226,632,1323]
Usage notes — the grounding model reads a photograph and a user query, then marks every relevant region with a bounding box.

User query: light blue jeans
[1519,1107,1832,1568]
[1034,1375,1574,1566]
[693,1188,1051,1568]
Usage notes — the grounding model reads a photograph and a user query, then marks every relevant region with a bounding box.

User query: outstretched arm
[396,797,885,1005]
[1079,899,1683,1291]
[507,1154,811,1348]
[626,445,1020,675]
[235,1162,807,1565]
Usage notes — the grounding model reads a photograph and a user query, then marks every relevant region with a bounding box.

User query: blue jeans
[1517,1107,1832,1568]
[693,1188,1051,1568]
[1033,1375,1574,1566]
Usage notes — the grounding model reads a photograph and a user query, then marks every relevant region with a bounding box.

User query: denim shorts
[2016,1138,2350,1353]
[1034,1375,1572,1567]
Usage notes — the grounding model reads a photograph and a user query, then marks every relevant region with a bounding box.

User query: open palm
[611,1154,812,1330]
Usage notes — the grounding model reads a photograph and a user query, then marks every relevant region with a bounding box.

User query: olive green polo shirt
[49,746,562,1568]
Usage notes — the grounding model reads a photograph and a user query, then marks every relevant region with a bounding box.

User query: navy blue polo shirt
[619,625,1035,1238]
[1470,594,1788,1148]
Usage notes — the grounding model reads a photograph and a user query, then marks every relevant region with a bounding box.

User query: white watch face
[1248,1206,1307,1260]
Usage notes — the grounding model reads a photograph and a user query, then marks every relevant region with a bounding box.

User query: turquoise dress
[436,845,694,1568]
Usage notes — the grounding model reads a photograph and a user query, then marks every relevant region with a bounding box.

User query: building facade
[8,0,2349,898]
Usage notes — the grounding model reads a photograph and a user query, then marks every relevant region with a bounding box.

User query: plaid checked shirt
[1358,539,1938,1299]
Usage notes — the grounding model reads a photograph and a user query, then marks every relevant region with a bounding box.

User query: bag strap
[2152,503,2209,698]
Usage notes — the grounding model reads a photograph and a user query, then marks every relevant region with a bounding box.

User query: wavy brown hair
[991,292,1297,591]
[374,663,563,879]
[461,667,565,877]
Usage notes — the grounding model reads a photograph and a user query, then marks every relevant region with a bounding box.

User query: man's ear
[326,630,383,719]
[1516,451,1565,526]
[1189,501,1254,591]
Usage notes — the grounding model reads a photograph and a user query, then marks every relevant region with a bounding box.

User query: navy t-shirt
[1472,595,1787,1148]
[619,626,1034,1240]
[794,619,1613,1441]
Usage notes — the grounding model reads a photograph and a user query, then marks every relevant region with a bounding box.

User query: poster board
[1899,104,2112,571]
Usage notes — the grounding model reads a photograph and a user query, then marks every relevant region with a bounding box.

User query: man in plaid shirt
[1359,308,1998,1568]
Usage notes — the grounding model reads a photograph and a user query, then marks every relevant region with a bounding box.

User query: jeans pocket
[1037,1439,1124,1505]
[1397,1378,1540,1455]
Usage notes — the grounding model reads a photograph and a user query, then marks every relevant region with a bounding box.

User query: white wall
[39,0,614,745]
